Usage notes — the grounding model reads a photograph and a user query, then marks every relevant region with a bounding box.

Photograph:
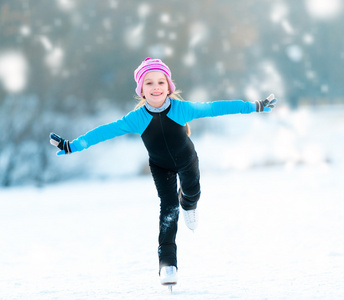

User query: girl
[50,57,277,286]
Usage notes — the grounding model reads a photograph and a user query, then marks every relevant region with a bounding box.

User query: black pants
[149,155,201,271]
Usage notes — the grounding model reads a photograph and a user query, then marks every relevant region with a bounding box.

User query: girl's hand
[50,132,76,155]
[255,94,277,112]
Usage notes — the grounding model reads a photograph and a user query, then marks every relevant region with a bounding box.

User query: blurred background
[0,0,343,187]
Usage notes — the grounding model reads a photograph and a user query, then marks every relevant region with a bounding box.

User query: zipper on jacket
[159,113,177,167]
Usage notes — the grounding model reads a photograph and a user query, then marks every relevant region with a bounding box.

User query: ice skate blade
[162,284,176,293]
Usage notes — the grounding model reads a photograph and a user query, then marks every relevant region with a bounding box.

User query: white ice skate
[181,207,199,231]
[160,266,178,286]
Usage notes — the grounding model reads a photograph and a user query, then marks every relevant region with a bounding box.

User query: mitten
[50,132,76,155]
[255,94,277,112]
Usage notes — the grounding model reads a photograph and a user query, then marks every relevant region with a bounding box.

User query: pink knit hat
[134,57,176,97]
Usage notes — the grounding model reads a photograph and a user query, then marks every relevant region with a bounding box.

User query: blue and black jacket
[71,98,256,170]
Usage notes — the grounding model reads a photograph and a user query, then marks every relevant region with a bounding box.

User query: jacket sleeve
[168,99,256,126]
[71,106,152,151]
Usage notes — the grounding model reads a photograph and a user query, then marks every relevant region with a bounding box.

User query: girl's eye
[159,82,165,85]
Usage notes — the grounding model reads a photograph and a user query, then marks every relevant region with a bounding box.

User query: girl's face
[142,71,170,108]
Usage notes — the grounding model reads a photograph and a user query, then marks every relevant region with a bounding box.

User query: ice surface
[0,165,343,299]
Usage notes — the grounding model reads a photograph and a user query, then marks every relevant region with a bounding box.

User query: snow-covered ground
[1,106,344,299]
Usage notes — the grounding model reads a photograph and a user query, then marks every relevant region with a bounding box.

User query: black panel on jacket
[141,105,196,170]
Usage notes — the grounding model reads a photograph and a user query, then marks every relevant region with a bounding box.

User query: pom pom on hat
[134,57,175,97]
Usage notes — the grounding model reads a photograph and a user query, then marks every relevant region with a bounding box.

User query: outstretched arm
[169,94,277,125]
[49,119,133,156]
[49,107,153,155]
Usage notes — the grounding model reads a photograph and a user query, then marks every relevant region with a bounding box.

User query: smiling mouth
[151,93,162,96]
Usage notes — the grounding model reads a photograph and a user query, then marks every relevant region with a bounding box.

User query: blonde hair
[134,89,191,136]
